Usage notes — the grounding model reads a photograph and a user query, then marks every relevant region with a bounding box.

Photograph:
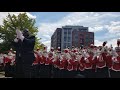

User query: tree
[0,13,44,53]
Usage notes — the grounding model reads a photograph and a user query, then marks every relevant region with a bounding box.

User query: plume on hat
[117,39,120,47]
[103,41,107,47]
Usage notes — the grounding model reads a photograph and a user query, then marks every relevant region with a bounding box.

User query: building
[51,28,62,50]
[51,25,94,51]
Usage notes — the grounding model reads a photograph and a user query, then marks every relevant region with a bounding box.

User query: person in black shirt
[13,29,35,78]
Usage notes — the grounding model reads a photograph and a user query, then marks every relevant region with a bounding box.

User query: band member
[67,48,80,78]
[110,48,120,78]
[45,47,55,66]
[67,48,74,72]
[44,47,54,78]
[59,48,70,78]
[105,48,113,78]
[4,50,14,77]
[49,47,55,78]
[81,49,95,78]
[52,47,61,78]
[78,52,85,72]
[96,42,109,78]
[106,48,113,70]
[76,51,85,78]
[9,51,16,78]
[117,39,120,47]
[0,53,4,71]
[31,49,40,78]
[36,47,43,78]
[39,46,50,78]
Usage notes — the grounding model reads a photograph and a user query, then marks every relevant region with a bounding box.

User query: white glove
[16,29,22,39]
[19,35,24,41]
[14,38,18,42]
[16,29,24,41]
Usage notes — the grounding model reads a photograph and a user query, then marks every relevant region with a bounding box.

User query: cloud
[95,40,103,46]
[0,12,36,25]
[42,41,51,51]
[37,12,120,51]
[26,12,36,19]
[105,21,120,33]
[107,39,118,48]
[89,26,104,32]
[95,39,118,49]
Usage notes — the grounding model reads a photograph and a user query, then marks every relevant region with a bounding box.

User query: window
[80,34,83,38]
[90,35,93,38]
[79,29,83,31]
[85,29,88,32]
[67,43,71,48]
[68,34,71,37]
[91,40,93,43]
[86,38,89,42]
[80,39,83,43]
[68,30,71,34]
[73,34,78,41]
[90,38,93,42]
[64,37,67,42]
[74,29,77,31]
[81,29,88,32]
[85,35,89,38]
[64,30,67,35]
[57,39,60,42]
[64,43,67,48]
[58,44,60,47]
[74,34,78,38]
[68,37,71,42]
[75,36,78,39]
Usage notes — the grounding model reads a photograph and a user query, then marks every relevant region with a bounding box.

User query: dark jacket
[13,35,35,65]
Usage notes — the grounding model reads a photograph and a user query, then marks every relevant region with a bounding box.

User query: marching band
[0,40,120,78]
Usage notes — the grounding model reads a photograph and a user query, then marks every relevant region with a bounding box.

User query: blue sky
[30,12,71,26]
[28,12,120,50]
[0,12,120,51]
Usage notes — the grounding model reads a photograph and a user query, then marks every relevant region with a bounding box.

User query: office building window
[75,34,78,38]
[80,34,83,38]
[58,44,60,47]
[78,29,81,31]
[90,38,93,42]
[68,34,71,37]
[74,37,78,42]
[64,43,67,48]
[86,38,89,43]
[64,30,67,35]
[80,39,84,43]
[64,37,67,42]
[85,35,89,38]
[90,35,93,38]
[68,30,71,34]
[84,29,87,32]
[67,43,70,48]
[68,37,71,42]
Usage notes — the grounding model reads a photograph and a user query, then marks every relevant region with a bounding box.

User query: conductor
[13,29,35,78]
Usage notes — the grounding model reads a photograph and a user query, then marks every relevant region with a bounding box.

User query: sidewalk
[0,72,13,78]
[0,72,5,78]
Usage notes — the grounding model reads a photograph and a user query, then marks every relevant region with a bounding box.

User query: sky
[0,12,120,51]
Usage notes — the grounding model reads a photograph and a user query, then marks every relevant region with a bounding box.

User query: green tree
[0,13,44,53]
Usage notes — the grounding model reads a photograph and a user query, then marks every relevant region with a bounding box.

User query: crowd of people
[0,40,120,78]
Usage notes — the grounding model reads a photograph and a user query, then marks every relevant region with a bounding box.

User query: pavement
[0,72,5,78]
[0,72,12,78]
